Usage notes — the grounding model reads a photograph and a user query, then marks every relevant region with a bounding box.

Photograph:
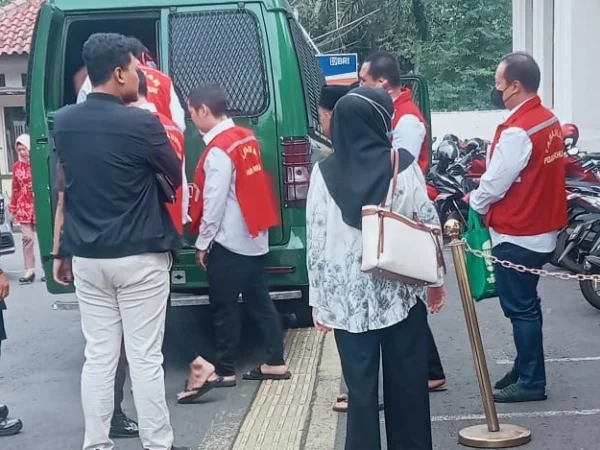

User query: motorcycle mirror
[567,147,580,156]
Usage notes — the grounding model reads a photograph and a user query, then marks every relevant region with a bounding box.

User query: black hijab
[320,86,415,229]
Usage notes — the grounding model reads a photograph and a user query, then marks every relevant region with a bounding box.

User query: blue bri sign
[316,53,358,85]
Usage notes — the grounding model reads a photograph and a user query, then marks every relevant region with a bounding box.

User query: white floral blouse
[306,162,443,333]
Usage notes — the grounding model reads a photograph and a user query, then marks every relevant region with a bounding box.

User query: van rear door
[27,2,67,295]
[161,5,284,245]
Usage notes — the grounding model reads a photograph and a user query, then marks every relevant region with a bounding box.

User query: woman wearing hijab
[307,86,445,450]
[9,134,42,284]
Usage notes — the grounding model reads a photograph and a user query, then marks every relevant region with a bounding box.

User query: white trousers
[73,252,174,450]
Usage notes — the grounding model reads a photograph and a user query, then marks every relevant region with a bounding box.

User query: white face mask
[346,93,393,137]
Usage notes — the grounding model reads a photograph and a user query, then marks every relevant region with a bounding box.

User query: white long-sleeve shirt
[78,75,186,132]
[391,113,426,162]
[194,119,269,256]
[470,98,558,253]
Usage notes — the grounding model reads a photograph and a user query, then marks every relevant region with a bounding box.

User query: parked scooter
[579,232,600,310]
[427,140,470,230]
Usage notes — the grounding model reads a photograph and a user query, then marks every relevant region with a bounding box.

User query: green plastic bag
[462,209,497,301]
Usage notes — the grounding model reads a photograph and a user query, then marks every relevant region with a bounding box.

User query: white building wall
[432,0,600,151]
[0,55,29,197]
[0,54,28,88]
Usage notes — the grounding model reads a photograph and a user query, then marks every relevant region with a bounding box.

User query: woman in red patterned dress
[9,134,39,284]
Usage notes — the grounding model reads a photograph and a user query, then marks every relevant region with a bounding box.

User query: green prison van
[27,0,432,326]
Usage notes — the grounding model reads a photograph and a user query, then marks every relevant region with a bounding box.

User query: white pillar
[512,0,533,53]
[552,0,574,122]
[531,0,554,107]
[553,0,600,149]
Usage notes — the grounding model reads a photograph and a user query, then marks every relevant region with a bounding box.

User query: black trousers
[207,244,285,377]
[427,321,445,381]
[335,301,432,450]
[492,243,551,391]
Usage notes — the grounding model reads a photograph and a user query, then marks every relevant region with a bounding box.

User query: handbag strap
[381,148,400,210]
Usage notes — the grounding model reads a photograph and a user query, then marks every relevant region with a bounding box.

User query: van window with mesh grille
[168,9,268,117]
[288,19,325,135]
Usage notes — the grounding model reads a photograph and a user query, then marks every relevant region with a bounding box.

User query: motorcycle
[579,232,600,311]
[553,190,600,272]
[427,159,470,231]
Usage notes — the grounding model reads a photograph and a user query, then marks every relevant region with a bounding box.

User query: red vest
[189,125,279,237]
[392,88,430,174]
[155,111,185,233]
[486,96,567,235]
[140,65,174,123]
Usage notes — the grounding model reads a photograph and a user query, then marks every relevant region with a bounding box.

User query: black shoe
[0,418,23,437]
[18,273,35,284]
[0,405,7,422]
[170,447,191,450]
[494,370,518,390]
[110,411,139,439]
[493,383,547,403]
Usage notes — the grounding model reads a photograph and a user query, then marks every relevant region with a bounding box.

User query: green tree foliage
[419,0,512,111]
[297,0,512,111]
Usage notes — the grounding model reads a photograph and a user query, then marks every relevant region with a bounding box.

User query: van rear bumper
[51,289,303,310]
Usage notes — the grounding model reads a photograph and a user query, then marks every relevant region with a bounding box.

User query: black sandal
[242,367,292,381]
[177,377,221,404]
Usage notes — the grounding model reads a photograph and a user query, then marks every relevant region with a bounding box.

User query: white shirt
[78,75,187,132]
[391,113,426,162]
[194,119,269,256]
[137,102,190,224]
[470,98,557,253]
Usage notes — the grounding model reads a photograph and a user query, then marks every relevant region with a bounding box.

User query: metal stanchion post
[444,219,531,448]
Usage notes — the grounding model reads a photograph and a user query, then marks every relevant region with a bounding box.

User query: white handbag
[361,149,445,285]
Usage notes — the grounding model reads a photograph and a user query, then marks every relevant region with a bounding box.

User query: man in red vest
[470,52,567,403]
[130,69,185,233]
[359,51,430,174]
[77,37,190,224]
[78,38,185,132]
[187,84,290,386]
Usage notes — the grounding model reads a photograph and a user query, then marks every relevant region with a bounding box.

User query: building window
[0,74,5,88]
[21,73,27,87]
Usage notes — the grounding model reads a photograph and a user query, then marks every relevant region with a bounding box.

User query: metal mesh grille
[289,19,325,134]
[168,9,268,117]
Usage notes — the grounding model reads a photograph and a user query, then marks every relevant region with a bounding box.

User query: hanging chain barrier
[460,239,600,282]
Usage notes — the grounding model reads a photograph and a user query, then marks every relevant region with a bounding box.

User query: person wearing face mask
[470,52,567,404]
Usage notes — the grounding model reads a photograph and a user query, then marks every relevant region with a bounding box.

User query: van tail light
[282,137,310,207]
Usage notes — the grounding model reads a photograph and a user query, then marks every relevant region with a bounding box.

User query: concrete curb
[230,329,327,450]
[302,332,343,450]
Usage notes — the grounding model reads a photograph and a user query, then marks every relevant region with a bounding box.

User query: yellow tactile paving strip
[232,328,325,450]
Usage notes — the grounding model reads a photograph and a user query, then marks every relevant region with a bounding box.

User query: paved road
[332,249,600,449]
[0,238,266,450]
[3,237,600,450]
